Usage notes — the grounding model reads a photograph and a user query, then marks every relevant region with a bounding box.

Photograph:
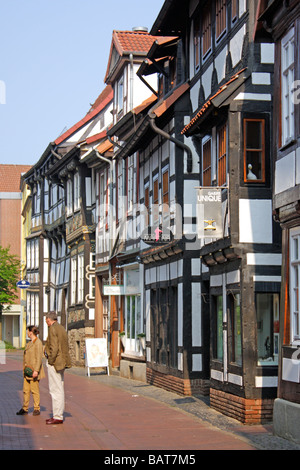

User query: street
[0,351,299,454]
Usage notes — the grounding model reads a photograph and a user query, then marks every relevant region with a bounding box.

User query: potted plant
[137,333,146,350]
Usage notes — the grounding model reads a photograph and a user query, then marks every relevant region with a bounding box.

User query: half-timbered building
[255,0,300,443]
[93,28,160,375]
[176,0,282,423]
[23,86,113,363]
[104,18,211,392]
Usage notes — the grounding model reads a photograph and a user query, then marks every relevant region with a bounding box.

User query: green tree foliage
[0,245,20,309]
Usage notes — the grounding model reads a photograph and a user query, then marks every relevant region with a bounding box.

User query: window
[281,28,295,145]
[67,179,73,216]
[32,183,41,215]
[74,172,80,212]
[150,287,178,367]
[117,161,123,222]
[71,257,77,305]
[202,138,212,186]
[127,155,134,213]
[27,292,39,327]
[194,12,201,71]
[231,0,238,22]
[243,118,265,183]
[217,124,227,186]
[216,0,227,40]
[117,75,124,114]
[124,269,142,353]
[290,228,300,344]
[152,175,159,227]
[77,253,84,304]
[202,2,212,58]
[215,295,223,361]
[162,167,169,219]
[228,293,242,365]
[144,184,150,227]
[256,293,280,364]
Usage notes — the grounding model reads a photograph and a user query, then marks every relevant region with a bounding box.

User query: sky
[0,0,164,166]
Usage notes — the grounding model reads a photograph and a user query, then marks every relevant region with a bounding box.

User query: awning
[181,68,249,136]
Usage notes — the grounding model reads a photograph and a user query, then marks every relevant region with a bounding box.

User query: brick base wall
[210,388,274,424]
[146,368,210,396]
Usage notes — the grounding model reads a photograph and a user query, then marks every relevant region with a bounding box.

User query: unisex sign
[196,188,223,239]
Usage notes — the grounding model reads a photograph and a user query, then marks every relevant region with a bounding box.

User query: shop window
[213,295,223,361]
[243,118,265,183]
[228,293,242,365]
[256,293,279,365]
[125,295,141,352]
[150,287,177,368]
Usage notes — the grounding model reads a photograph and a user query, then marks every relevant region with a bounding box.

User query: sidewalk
[1,351,299,452]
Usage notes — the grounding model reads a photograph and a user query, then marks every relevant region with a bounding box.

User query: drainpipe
[94,149,113,362]
[148,112,193,173]
[129,54,134,111]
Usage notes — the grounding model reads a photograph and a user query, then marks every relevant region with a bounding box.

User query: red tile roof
[113,30,157,56]
[181,68,246,135]
[54,85,113,146]
[104,30,177,83]
[0,164,32,192]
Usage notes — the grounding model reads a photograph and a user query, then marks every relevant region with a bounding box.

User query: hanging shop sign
[16,280,30,289]
[196,187,223,239]
[141,224,173,246]
[103,285,125,296]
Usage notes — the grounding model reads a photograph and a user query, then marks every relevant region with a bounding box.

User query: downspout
[148,111,193,173]
[94,149,114,365]
[129,54,134,111]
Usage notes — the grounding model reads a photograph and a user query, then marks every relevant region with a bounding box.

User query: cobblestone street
[1,351,299,454]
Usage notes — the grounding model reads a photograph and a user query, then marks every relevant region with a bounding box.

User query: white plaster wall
[229,24,246,67]
[275,151,296,194]
[239,199,273,243]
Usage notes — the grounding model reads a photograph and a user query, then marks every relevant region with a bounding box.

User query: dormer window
[117,76,124,114]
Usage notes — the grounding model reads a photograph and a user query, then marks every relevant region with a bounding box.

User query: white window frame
[67,179,73,216]
[281,27,295,146]
[77,253,84,304]
[117,75,124,114]
[117,160,123,222]
[74,172,80,212]
[127,155,134,214]
[71,257,77,305]
[290,227,300,345]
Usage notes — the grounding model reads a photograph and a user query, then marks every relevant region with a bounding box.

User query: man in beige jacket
[44,311,71,425]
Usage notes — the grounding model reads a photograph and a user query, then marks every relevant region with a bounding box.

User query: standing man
[44,311,71,424]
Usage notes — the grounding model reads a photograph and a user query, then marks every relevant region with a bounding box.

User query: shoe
[16,408,28,415]
[33,410,40,416]
[46,418,63,425]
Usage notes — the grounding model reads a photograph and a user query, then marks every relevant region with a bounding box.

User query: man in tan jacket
[44,311,71,425]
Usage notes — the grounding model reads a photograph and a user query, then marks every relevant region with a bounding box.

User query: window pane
[244,119,265,182]
[203,139,212,186]
[246,121,262,149]
[216,296,223,360]
[256,293,279,364]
